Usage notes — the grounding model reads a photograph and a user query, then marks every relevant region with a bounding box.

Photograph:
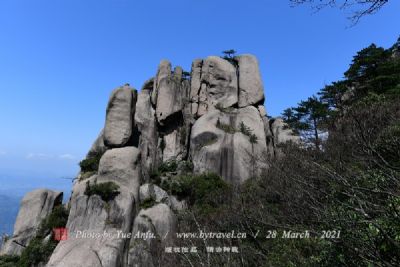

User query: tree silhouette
[291,0,389,23]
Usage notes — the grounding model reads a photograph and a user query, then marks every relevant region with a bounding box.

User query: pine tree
[293,96,330,149]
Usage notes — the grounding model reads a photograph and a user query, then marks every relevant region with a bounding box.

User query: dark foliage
[84,180,120,202]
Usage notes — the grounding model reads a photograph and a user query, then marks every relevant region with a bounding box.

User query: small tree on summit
[222,49,236,59]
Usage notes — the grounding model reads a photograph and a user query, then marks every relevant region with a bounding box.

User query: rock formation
[1,54,299,267]
[0,189,63,256]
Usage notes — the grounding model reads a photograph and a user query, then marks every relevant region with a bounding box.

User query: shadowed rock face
[0,189,63,256]
[3,54,299,266]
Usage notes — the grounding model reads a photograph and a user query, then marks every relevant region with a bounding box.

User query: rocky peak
[1,54,299,267]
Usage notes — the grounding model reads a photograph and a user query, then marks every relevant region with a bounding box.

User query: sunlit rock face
[2,54,299,267]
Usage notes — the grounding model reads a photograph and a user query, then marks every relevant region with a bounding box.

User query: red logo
[53,228,68,241]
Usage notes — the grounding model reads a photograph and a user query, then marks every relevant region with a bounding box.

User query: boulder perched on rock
[0,189,62,256]
[104,85,137,148]
[190,56,238,117]
[151,60,172,106]
[236,54,265,107]
[155,77,184,126]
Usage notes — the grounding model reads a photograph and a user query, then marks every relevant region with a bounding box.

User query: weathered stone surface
[0,189,62,256]
[139,184,168,204]
[155,77,183,125]
[161,127,187,162]
[189,59,203,116]
[47,147,141,267]
[169,195,187,212]
[151,60,171,106]
[135,88,158,182]
[128,203,176,266]
[201,56,238,110]
[127,213,158,267]
[257,105,274,153]
[190,106,268,184]
[104,85,137,147]
[270,118,300,144]
[236,54,264,107]
[138,203,176,245]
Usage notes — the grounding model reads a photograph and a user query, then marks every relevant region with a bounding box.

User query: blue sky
[0,0,399,190]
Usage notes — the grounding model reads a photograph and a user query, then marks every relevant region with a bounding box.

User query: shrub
[160,173,231,214]
[249,133,258,144]
[149,170,162,185]
[140,197,157,209]
[216,118,236,134]
[158,160,178,173]
[84,180,120,202]
[37,205,69,238]
[373,123,400,168]
[79,151,104,173]
[18,238,57,267]
[0,255,20,267]
[179,160,194,172]
[239,121,252,136]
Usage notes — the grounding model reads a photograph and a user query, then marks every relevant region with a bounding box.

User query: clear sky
[0,0,399,188]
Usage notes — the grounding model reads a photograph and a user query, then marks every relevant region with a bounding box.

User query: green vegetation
[179,160,194,172]
[84,180,120,202]
[150,160,194,184]
[158,160,178,173]
[166,38,400,267]
[79,151,104,173]
[140,197,157,209]
[159,173,230,214]
[239,121,252,136]
[0,255,20,267]
[221,49,238,67]
[216,118,236,134]
[37,205,69,238]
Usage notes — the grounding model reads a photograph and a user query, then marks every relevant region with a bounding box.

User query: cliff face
[1,54,298,267]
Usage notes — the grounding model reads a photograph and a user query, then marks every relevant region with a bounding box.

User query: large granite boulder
[155,75,184,126]
[127,203,176,267]
[104,85,137,148]
[201,56,238,110]
[47,147,141,267]
[151,60,172,106]
[190,106,269,184]
[135,85,158,182]
[190,56,238,117]
[189,59,203,113]
[236,54,265,107]
[0,189,63,256]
